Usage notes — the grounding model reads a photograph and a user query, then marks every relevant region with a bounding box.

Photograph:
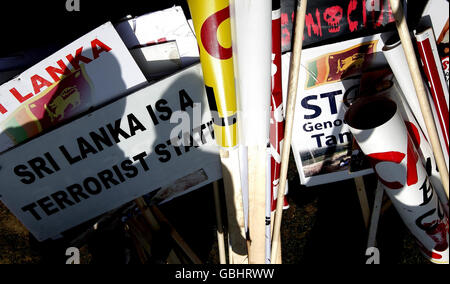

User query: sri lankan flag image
[305,40,378,89]
[0,65,93,146]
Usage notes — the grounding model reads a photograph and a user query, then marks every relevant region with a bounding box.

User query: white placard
[281,34,390,186]
[0,64,221,241]
[114,6,200,67]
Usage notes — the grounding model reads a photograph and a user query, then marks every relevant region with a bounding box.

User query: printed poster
[282,34,390,186]
[0,22,147,153]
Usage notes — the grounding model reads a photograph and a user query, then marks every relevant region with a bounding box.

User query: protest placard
[282,34,390,186]
[0,64,221,241]
[0,22,147,153]
[280,0,395,52]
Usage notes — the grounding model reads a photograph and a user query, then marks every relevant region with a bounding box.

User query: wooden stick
[271,0,308,263]
[228,236,233,264]
[380,199,393,215]
[247,146,268,264]
[275,233,282,264]
[166,250,182,264]
[134,197,160,231]
[135,197,202,264]
[219,149,248,264]
[127,224,149,263]
[212,181,227,264]
[150,205,203,264]
[389,0,449,198]
[354,176,370,229]
[126,217,153,258]
[437,20,449,45]
[367,181,384,249]
[134,198,181,263]
[229,0,273,264]
[270,211,283,263]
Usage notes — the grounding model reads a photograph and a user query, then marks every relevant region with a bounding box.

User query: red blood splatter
[347,0,358,32]
[424,218,449,253]
[281,13,289,26]
[305,9,322,37]
[281,27,291,48]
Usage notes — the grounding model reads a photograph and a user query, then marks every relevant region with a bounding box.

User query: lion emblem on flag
[44,86,81,122]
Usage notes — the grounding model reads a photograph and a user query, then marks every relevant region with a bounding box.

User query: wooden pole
[354,176,370,229]
[388,0,449,199]
[134,197,202,264]
[228,236,233,264]
[134,197,160,231]
[271,0,308,263]
[219,149,248,264]
[380,199,393,216]
[126,222,150,263]
[270,211,283,263]
[167,250,182,264]
[367,181,384,249]
[212,181,227,264]
[247,146,268,263]
[127,203,182,263]
[150,205,203,264]
[229,0,273,264]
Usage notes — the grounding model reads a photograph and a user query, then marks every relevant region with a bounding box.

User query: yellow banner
[187,0,238,148]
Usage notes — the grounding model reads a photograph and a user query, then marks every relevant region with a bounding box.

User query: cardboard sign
[0,64,221,241]
[282,34,390,186]
[114,6,200,68]
[0,22,147,153]
[129,41,183,83]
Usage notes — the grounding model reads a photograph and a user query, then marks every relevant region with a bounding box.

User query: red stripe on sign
[270,3,287,212]
[417,38,449,153]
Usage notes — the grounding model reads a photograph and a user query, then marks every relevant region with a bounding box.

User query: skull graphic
[323,6,343,33]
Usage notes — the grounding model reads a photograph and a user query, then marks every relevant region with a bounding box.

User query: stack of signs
[0,64,221,241]
[280,0,395,52]
[282,33,389,186]
[0,22,147,153]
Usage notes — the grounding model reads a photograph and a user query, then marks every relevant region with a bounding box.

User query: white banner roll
[230,0,272,146]
[366,75,449,215]
[387,78,449,215]
[345,96,449,264]
[382,35,449,167]
[382,35,429,141]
